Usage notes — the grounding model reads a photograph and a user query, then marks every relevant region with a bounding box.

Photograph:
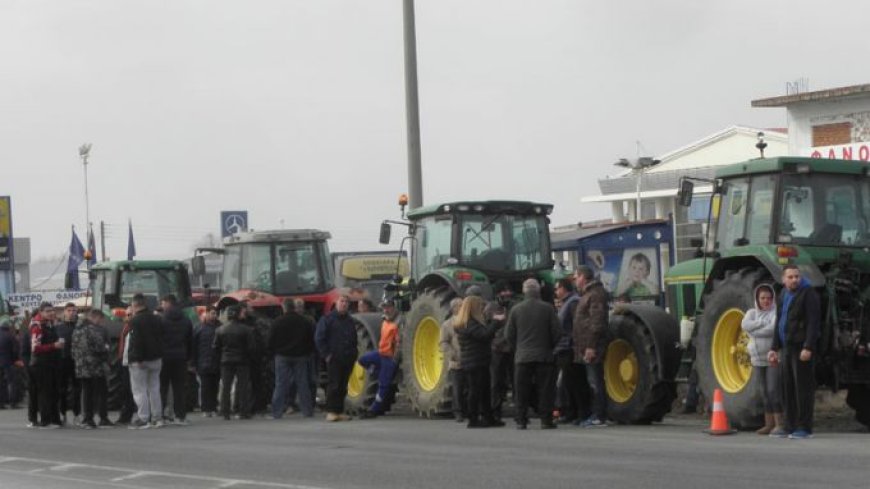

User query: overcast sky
[3,0,870,262]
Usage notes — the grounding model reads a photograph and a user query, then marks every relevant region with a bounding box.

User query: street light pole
[79,143,92,232]
[403,0,423,209]
[615,156,660,222]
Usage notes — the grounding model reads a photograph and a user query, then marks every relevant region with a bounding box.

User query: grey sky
[3,0,869,261]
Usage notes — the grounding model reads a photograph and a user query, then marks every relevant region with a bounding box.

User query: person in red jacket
[357,300,401,418]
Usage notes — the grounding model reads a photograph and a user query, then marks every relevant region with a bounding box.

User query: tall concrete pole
[403,0,423,209]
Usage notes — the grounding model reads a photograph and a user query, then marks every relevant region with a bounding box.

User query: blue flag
[87,227,97,266]
[127,219,136,261]
[66,227,85,290]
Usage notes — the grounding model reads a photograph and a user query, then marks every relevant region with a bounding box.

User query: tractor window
[240,244,272,292]
[461,214,550,272]
[89,270,108,310]
[780,184,815,241]
[221,246,241,294]
[461,216,506,269]
[780,174,870,247]
[747,175,776,245]
[717,178,749,248]
[119,269,181,309]
[275,242,321,295]
[414,217,454,276]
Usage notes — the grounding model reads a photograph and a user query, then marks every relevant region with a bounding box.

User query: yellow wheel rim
[347,361,365,399]
[413,316,443,392]
[605,339,638,403]
[712,308,752,393]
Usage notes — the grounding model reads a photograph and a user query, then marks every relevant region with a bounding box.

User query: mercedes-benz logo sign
[225,214,246,235]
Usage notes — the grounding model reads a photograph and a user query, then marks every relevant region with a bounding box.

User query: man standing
[71,310,111,429]
[159,294,193,425]
[214,304,256,420]
[440,298,466,422]
[193,306,221,417]
[553,278,586,424]
[115,307,137,425]
[505,279,562,429]
[240,302,269,416]
[358,300,401,418]
[0,318,21,409]
[315,295,357,422]
[573,265,610,428]
[128,294,165,429]
[30,302,63,428]
[487,281,514,420]
[56,303,81,425]
[269,299,316,419]
[768,265,821,439]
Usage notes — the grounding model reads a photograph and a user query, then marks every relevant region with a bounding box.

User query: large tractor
[87,260,199,409]
[373,199,561,417]
[672,156,870,429]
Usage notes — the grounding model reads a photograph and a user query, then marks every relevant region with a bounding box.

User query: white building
[580,126,788,260]
[753,83,870,159]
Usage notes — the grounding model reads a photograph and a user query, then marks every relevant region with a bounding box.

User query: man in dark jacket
[128,294,165,429]
[269,299,316,419]
[240,302,270,416]
[55,303,81,425]
[71,309,111,429]
[214,304,256,420]
[573,265,609,428]
[315,295,357,422]
[553,277,587,424]
[768,264,821,439]
[20,312,39,427]
[0,318,21,409]
[30,302,63,428]
[159,295,193,425]
[487,280,514,420]
[505,279,562,429]
[193,306,221,417]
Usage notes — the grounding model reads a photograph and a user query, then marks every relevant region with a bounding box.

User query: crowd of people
[0,264,820,438]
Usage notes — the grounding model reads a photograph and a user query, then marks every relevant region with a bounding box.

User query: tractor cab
[89,260,194,318]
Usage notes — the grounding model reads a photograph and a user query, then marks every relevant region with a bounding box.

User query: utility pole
[403,0,424,209]
[100,220,107,262]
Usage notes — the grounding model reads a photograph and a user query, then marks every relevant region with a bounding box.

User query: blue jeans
[272,355,313,418]
[357,351,397,414]
[583,360,607,420]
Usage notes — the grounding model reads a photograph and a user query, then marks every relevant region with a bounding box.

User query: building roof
[752,83,870,108]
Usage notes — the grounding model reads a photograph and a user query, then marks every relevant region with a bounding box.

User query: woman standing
[455,295,504,428]
[741,284,785,436]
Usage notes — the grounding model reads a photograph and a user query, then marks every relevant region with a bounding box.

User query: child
[617,253,656,298]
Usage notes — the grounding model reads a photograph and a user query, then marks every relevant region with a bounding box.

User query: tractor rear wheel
[401,289,454,418]
[846,384,870,429]
[604,313,676,424]
[696,268,769,429]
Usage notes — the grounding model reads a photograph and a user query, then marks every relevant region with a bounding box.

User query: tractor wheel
[401,289,454,418]
[345,313,382,415]
[604,313,676,424]
[695,268,770,429]
[846,384,870,429]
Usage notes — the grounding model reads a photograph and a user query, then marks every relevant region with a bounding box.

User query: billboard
[220,211,248,238]
[0,196,12,271]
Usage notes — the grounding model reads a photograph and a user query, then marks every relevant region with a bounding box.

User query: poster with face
[615,248,659,300]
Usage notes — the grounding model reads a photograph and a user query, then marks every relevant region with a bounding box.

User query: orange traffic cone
[704,388,736,435]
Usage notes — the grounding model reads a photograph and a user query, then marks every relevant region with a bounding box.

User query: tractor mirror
[191,256,206,277]
[677,180,694,207]
[379,222,392,245]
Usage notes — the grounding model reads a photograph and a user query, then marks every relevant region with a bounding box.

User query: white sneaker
[151,420,165,428]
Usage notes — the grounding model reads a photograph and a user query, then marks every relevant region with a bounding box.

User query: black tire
[846,384,870,429]
[345,313,382,415]
[400,289,454,418]
[695,268,770,429]
[604,313,676,424]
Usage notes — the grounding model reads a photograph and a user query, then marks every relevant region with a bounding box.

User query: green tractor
[372,199,560,417]
[88,260,199,409]
[672,156,870,428]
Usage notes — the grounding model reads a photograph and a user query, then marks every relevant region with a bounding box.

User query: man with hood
[741,283,783,436]
[768,265,820,439]
[159,294,193,425]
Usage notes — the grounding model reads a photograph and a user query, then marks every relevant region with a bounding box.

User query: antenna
[785,78,809,96]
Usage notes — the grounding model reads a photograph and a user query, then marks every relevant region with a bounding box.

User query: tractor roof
[716,156,869,179]
[90,260,186,271]
[407,201,553,220]
[224,229,331,245]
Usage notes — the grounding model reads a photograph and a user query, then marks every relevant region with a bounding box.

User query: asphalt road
[0,407,868,489]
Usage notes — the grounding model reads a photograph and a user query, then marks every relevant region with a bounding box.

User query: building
[578,126,788,261]
[752,82,870,159]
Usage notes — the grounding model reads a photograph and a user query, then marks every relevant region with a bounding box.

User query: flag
[127,219,136,261]
[65,227,85,290]
[86,226,97,267]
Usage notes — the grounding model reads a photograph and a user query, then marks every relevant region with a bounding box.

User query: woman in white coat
[741,284,785,436]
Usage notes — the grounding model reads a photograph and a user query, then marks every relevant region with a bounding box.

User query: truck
[369,198,566,417]
[667,156,870,428]
[332,251,410,305]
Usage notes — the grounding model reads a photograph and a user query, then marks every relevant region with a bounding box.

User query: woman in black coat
[455,296,505,428]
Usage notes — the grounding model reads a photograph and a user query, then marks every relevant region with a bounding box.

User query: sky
[3,0,870,263]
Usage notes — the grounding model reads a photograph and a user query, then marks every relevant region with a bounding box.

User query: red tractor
[193,229,340,319]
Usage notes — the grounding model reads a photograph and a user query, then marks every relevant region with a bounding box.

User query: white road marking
[0,456,332,489]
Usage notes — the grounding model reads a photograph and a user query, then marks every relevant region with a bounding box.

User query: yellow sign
[0,197,10,237]
[340,256,409,280]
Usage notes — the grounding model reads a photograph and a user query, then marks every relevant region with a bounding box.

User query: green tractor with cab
[671,156,870,428]
[371,198,560,417]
